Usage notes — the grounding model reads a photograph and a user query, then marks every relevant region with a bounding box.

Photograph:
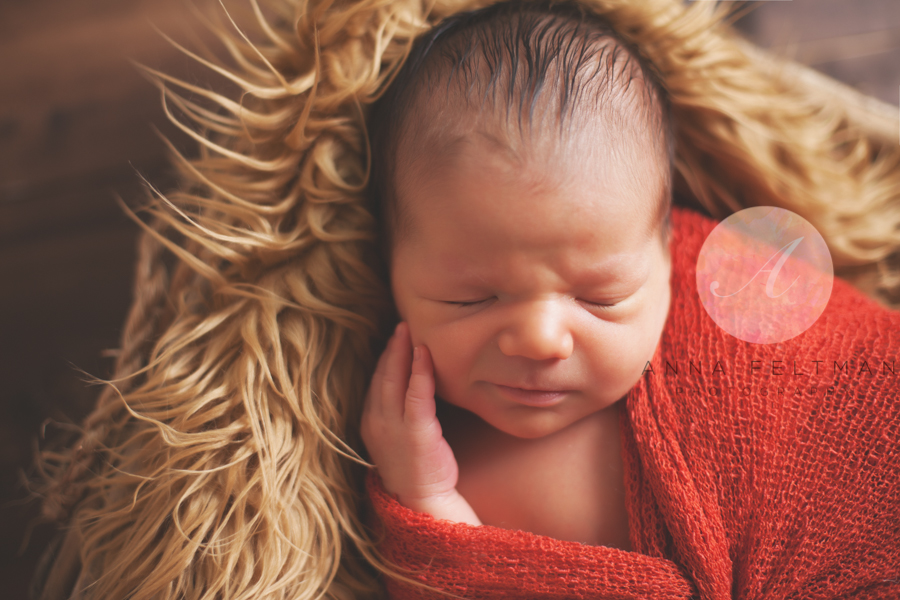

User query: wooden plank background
[0,0,212,595]
[1,0,898,597]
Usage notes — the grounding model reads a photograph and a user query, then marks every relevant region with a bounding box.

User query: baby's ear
[659,213,672,244]
[661,217,674,260]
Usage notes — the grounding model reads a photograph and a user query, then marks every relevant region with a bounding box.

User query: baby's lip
[492,382,572,393]
[490,384,572,407]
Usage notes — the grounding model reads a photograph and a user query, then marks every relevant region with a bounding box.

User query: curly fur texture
[32,0,900,599]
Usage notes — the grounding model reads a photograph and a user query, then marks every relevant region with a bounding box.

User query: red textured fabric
[364,206,900,600]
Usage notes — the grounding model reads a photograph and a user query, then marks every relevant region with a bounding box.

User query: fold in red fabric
[364,206,900,600]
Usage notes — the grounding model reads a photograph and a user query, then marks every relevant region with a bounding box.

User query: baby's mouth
[491,383,571,407]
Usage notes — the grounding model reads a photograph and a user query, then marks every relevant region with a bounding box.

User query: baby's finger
[404,344,437,425]
[372,332,392,380]
[364,327,397,417]
[381,321,412,418]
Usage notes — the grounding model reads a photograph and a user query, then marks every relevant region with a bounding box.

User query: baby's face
[390,127,671,440]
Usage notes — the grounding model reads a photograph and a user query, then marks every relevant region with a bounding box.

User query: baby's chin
[435,393,615,441]
[490,410,607,440]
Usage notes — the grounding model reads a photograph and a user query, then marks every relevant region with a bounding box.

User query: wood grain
[0,0,212,596]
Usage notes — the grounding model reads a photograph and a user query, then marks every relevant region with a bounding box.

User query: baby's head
[367,0,674,439]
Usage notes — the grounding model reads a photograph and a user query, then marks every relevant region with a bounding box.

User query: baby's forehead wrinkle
[469,131,524,168]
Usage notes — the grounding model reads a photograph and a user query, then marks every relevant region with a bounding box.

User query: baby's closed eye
[443,298,495,308]
[439,296,627,310]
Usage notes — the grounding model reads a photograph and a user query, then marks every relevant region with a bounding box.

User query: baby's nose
[497,300,574,361]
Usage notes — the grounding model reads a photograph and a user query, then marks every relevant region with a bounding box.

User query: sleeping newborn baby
[362,0,673,552]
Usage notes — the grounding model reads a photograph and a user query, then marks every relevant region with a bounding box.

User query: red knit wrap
[364,206,900,600]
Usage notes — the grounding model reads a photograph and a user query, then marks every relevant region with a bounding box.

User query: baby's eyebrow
[574,254,651,283]
[572,270,648,292]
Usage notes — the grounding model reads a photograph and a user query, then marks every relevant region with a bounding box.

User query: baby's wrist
[398,489,482,526]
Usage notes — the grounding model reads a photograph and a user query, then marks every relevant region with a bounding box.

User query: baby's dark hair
[366,0,675,256]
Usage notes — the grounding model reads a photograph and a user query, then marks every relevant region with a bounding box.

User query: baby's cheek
[590,322,654,385]
[430,364,452,401]
[423,324,476,389]
[629,287,670,376]
[431,344,488,410]
[424,347,459,403]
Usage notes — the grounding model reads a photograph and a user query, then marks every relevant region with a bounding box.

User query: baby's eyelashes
[444,297,496,308]
[440,296,624,311]
[578,299,622,310]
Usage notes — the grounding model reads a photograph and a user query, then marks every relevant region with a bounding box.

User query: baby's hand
[361,322,481,526]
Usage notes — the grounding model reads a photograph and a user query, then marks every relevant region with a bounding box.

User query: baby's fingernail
[413,346,421,362]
